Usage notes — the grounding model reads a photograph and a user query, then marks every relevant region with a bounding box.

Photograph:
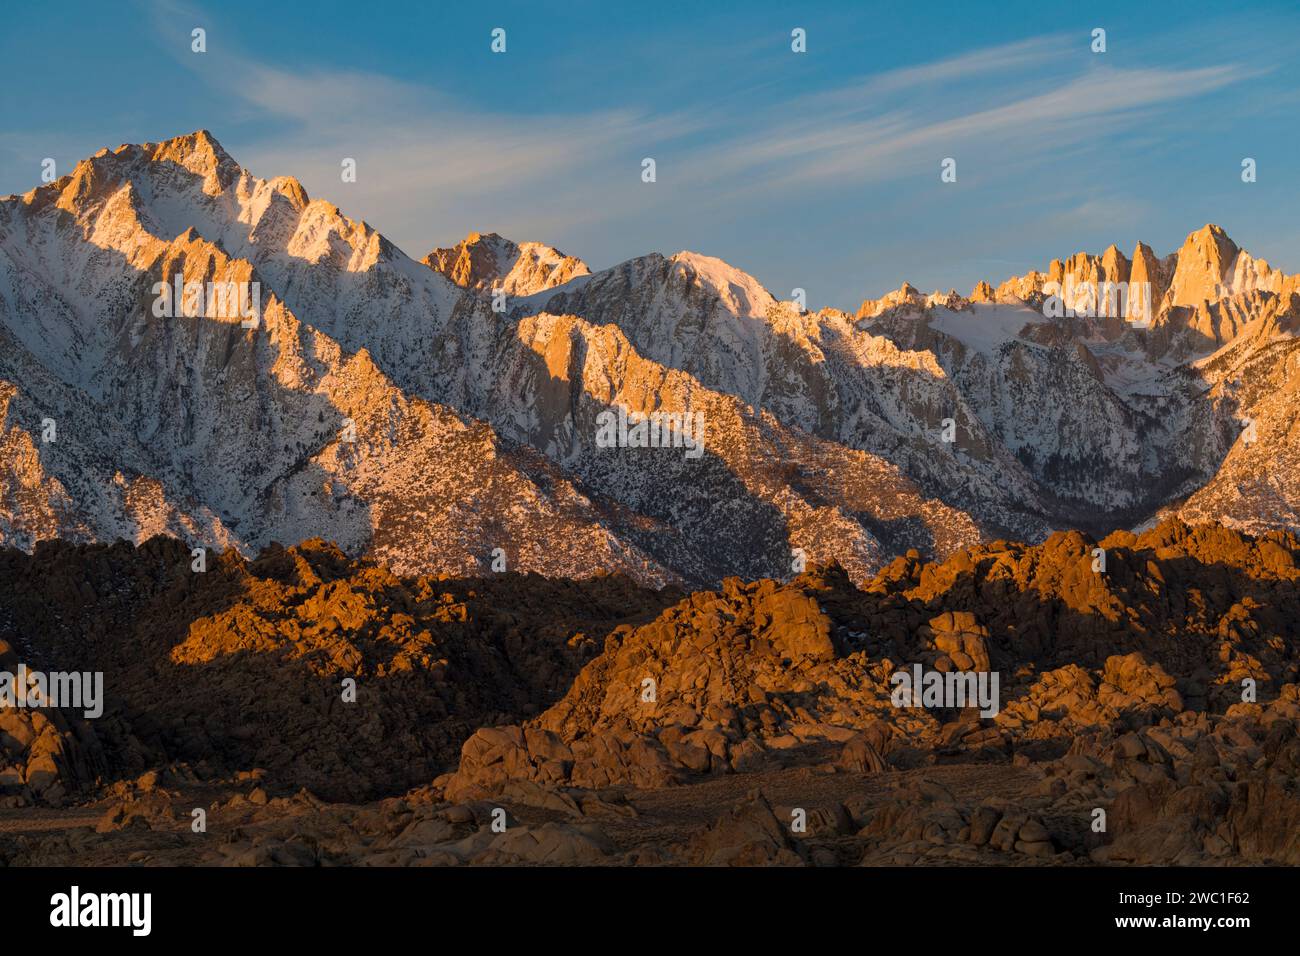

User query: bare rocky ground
[2,519,1299,866]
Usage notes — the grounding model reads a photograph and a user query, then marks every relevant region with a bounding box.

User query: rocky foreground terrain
[2,517,1298,866]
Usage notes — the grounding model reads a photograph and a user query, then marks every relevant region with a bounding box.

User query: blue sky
[3,0,1299,309]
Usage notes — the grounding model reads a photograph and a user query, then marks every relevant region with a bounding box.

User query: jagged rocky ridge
[422,231,589,296]
[2,132,1300,586]
[2,518,1298,865]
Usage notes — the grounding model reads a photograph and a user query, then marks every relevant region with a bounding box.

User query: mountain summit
[423,231,589,296]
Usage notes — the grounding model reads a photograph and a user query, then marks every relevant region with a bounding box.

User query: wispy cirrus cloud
[680,61,1259,199]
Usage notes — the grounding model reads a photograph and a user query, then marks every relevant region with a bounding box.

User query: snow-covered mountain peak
[666,251,777,320]
[423,231,589,296]
[857,283,973,323]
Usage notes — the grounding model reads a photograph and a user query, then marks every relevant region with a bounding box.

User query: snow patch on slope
[929,303,1040,357]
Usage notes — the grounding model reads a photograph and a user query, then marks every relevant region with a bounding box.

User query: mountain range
[2,130,1298,587]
